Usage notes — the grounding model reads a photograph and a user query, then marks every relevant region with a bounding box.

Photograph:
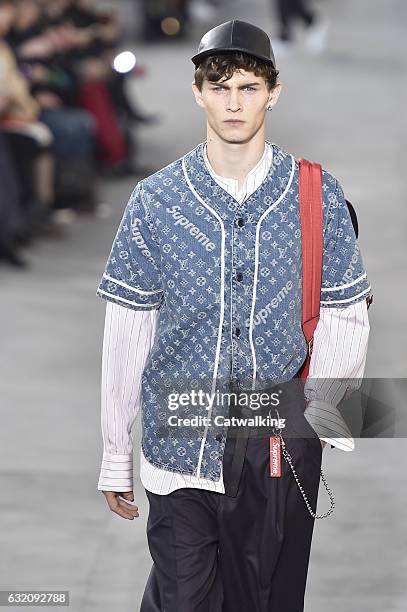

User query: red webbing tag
[269,436,282,477]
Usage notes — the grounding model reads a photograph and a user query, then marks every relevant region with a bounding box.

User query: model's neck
[205,129,267,190]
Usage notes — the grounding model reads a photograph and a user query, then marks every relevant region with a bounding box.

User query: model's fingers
[103,491,139,519]
[111,498,139,519]
[118,498,139,513]
[118,492,139,513]
[113,505,138,520]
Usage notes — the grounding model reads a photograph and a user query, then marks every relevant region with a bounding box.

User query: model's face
[192,69,281,145]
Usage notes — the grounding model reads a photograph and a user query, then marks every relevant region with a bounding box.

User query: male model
[96,20,372,612]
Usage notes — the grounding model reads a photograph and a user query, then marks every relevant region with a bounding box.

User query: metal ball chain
[279,434,335,519]
[272,408,335,519]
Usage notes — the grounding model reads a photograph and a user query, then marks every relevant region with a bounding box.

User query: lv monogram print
[97,141,372,481]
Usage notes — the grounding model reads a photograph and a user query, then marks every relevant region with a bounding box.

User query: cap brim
[191,47,276,68]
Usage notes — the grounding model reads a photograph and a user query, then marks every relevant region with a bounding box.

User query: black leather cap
[191,20,276,69]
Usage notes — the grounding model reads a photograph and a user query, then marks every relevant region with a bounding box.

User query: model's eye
[243,86,256,91]
[212,86,226,91]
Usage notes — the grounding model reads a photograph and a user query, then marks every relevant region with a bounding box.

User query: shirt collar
[203,142,273,202]
[181,140,294,220]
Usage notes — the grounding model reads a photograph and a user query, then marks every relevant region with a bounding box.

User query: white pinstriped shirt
[97,143,370,494]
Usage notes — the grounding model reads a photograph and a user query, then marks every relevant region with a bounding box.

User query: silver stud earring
[267,106,273,111]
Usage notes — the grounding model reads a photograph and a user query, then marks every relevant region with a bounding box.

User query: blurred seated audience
[0,0,62,269]
[0,0,160,269]
[7,0,98,209]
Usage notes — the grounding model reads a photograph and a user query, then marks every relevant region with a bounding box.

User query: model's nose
[227,90,241,112]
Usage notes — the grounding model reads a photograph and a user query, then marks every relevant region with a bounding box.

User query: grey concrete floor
[0,0,406,611]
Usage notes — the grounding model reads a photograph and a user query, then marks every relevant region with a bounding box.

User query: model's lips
[224,120,244,124]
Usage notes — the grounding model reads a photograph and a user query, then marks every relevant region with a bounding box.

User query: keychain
[269,408,335,519]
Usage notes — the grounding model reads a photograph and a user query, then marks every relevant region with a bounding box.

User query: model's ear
[267,82,282,110]
[192,81,206,109]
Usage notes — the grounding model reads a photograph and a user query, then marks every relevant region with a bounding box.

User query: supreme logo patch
[269,436,282,477]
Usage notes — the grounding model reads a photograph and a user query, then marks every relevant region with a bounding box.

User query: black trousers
[140,380,322,612]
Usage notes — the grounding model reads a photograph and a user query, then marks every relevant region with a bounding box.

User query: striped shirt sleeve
[303,299,370,451]
[97,301,158,491]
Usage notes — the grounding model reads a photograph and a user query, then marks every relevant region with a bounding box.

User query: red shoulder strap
[297,158,323,380]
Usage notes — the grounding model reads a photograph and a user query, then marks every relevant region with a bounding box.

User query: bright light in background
[161,17,181,36]
[113,51,137,74]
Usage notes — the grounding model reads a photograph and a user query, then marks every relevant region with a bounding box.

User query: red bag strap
[297,158,323,379]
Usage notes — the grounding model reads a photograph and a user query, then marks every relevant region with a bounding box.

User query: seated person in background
[6,0,98,210]
[67,0,159,125]
[65,0,159,175]
[0,120,27,267]
[39,0,137,174]
[0,0,58,238]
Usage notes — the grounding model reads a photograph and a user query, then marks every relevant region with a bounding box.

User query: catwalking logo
[166,389,286,429]
[167,413,286,429]
[166,205,216,252]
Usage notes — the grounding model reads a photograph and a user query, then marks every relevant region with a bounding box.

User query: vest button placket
[230,209,247,389]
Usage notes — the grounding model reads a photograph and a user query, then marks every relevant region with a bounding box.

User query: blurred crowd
[0,0,158,269]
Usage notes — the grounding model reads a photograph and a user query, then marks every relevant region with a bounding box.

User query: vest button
[237,218,244,227]
[235,328,241,337]
[215,434,223,442]
[236,272,243,281]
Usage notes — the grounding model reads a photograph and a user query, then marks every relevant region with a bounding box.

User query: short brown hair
[194,52,279,92]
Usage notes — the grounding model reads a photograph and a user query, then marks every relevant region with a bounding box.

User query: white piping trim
[320,286,371,304]
[230,212,236,382]
[103,272,163,295]
[248,154,296,391]
[97,288,162,308]
[320,272,367,292]
[182,155,225,479]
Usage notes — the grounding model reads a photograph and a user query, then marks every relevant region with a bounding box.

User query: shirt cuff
[320,436,355,452]
[304,400,355,452]
[97,452,134,491]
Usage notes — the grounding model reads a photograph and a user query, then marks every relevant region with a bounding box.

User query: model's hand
[102,490,139,520]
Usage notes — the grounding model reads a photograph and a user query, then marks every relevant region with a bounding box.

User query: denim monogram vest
[96,141,371,481]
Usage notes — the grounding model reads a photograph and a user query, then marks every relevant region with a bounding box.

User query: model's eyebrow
[209,82,261,88]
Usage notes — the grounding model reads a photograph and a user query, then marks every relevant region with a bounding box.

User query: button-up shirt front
[96,140,372,485]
